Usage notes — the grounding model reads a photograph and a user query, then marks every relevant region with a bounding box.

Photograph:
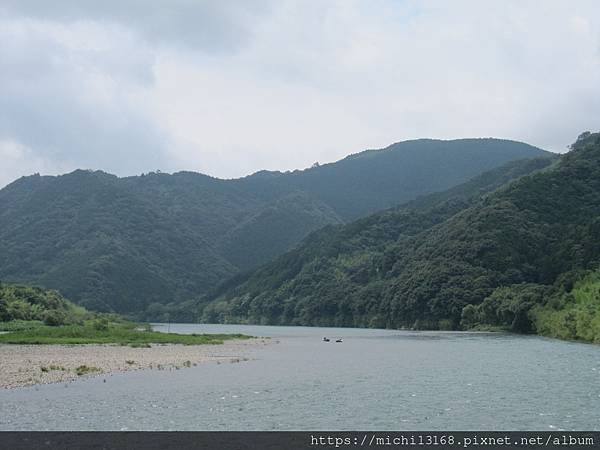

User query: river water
[1,324,599,430]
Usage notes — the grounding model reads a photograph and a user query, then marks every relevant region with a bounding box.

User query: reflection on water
[1,323,599,431]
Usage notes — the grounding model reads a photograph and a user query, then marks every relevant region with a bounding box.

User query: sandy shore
[0,338,270,389]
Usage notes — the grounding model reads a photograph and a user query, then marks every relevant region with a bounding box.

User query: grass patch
[40,365,66,372]
[129,342,151,348]
[75,365,100,376]
[0,320,44,332]
[0,322,252,345]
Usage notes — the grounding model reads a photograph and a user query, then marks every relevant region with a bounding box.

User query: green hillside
[0,281,86,326]
[0,138,547,314]
[532,270,600,342]
[0,283,250,345]
[202,132,600,342]
[268,138,549,220]
[201,155,557,325]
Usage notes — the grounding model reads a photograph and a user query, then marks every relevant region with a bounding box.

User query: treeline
[200,132,600,342]
[461,269,600,343]
[0,281,84,325]
[0,281,121,327]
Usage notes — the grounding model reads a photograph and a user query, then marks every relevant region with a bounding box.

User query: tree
[0,297,9,322]
[42,309,67,326]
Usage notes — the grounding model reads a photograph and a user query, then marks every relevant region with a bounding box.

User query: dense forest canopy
[202,132,600,342]
[0,281,87,326]
[0,138,546,314]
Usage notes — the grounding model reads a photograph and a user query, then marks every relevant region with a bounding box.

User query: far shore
[0,338,271,389]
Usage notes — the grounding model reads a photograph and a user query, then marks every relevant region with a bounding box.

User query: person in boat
[335,338,343,343]
[322,337,330,342]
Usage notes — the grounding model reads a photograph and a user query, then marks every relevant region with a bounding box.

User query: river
[1,324,599,430]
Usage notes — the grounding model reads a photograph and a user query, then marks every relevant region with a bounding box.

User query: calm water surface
[1,324,599,430]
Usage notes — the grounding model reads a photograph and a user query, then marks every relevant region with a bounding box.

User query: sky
[1,0,599,188]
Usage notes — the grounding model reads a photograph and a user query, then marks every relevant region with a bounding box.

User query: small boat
[322,337,330,342]
[335,338,343,343]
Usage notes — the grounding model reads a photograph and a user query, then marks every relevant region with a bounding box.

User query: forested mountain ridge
[0,138,548,314]
[241,138,549,220]
[201,132,600,341]
[199,155,556,324]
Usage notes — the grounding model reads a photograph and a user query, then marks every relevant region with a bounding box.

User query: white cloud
[1,0,599,187]
[0,139,74,185]
[0,15,170,183]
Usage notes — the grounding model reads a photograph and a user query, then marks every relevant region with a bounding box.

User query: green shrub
[531,270,600,342]
[0,298,9,321]
[75,365,100,376]
[91,317,109,331]
[42,309,67,326]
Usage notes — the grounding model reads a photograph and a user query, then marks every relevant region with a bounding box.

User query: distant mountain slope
[0,170,236,313]
[217,192,343,270]
[0,138,549,314]
[239,138,548,220]
[203,136,597,329]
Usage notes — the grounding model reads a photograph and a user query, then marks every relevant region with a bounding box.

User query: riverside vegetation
[201,132,600,343]
[0,282,249,345]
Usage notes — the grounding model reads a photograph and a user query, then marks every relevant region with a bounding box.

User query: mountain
[243,138,549,220]
[0,138,548,314]
[203,133,600,339]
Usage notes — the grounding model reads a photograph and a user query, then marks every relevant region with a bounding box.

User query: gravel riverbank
[0,338,270,389]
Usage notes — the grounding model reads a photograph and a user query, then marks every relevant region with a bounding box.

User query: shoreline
[0,338,270,389]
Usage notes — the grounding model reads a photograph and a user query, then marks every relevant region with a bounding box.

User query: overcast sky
[1,0,599,188]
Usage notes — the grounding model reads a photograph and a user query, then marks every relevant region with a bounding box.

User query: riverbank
[0,338,270,389]
[0,321,252,345]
